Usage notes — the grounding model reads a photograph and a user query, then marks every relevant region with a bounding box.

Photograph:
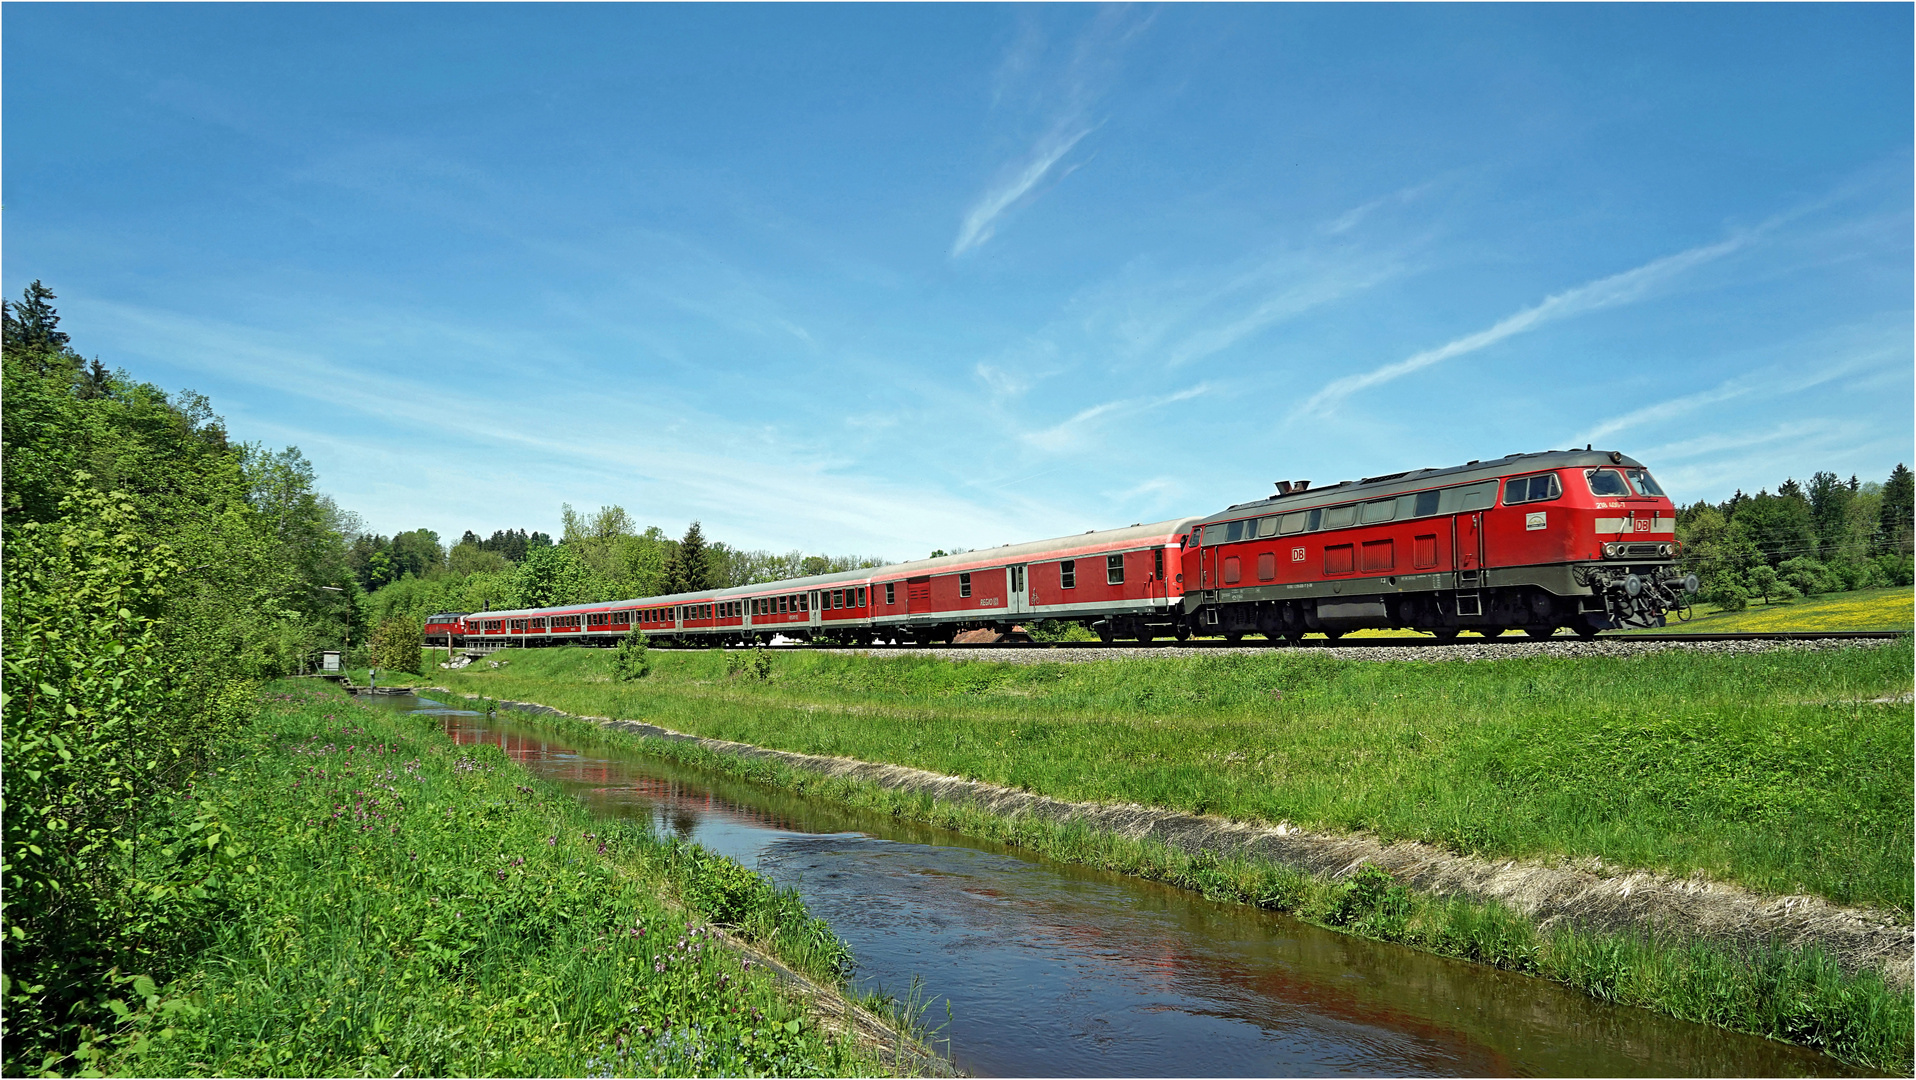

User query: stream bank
[438,688,1914,1073]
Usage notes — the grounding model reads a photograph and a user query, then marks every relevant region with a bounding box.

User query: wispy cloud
[1571,321,1907,446]
[1322,180,1437,236]
[1021,382,1210,452]
[952,125,1093,256]
[1296,234,1749,417]
[952,8,1151,256]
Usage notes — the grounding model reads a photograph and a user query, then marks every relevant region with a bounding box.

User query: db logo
[1634,516,1652,533]
[1291,547,1306,562]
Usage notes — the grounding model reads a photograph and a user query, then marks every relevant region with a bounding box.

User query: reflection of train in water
[437,448,1697,647]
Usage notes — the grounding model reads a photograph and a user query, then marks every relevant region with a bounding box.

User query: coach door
[906,576,932,613]
[808,591,821,630]
[1007,564,1028,615]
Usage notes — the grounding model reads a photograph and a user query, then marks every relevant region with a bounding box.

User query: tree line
[3,282,366,1069]
[356,503,891,643]
[1675,465,1914,608]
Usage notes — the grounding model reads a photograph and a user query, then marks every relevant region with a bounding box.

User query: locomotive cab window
[1505,473,1562,505]
[1107,554,1124,585]
[1623,468,1665,497]
[1585,469,1630,497]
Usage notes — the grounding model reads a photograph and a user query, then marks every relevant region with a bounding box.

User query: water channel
[371,694,1856,1078]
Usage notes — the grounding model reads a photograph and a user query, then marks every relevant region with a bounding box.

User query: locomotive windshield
[1584,469,1630,496]
[1585,468,1666,498]
[1623,468,1665,496]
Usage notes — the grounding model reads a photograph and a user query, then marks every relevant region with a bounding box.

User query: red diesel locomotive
[446,447,1696,647]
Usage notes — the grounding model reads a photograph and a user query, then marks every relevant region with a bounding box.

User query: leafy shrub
[750,647,774,681]
[369,615,423,674]
[611,627,650,682]
[1777,557,1834,596]
[1325,864,1412,938]
[1872,553,1915,587]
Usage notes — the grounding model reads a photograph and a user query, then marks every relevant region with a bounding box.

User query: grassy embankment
[83,682,899,1078]
[433,642,1915,1072]
[1625,584,1915,635]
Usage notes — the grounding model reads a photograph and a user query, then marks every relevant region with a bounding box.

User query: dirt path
[456,692,1914,990]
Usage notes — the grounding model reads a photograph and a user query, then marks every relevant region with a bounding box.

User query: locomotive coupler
[1579,565,1698,629]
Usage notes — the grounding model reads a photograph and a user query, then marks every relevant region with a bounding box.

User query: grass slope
[86,683,887,1078]
[1628,585,1915,635]
[438,642,1914,913]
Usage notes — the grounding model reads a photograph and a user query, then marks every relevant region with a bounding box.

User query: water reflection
[387,696,1855,1078]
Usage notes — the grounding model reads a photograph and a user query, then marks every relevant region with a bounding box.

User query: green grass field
[1627,585,1915,634]
[436,641,1914,915]
[90,683,885,1078]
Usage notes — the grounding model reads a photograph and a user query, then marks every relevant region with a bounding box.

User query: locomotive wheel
[1431,628,1459,641]
[1321,629,1344,642]
[1478,627,1505,638]
[1224,631,1244,643]
[1573,620,1600,639]
[1523,626,1556,639]
[1174,623,1192,641]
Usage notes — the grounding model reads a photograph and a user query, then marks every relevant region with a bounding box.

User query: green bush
[611,628,650,682]
[1777,557,1834,596]
[368,615,424,675]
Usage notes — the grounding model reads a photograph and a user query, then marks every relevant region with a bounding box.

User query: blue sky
[6,4,1910,558]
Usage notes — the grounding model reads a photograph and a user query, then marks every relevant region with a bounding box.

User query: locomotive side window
[1505,473,1563,505]
[1413,490,1440,517]
[1257,516,1280,538]
[1307,508,1323,531]
[1585,469,1631,497]
[1361,499,1396,524]
[1439,481,1499,514]
[1107,554,1124,585]
[1322,505,1356,529]
[1060,560,1077,589]
[1279,512,1308,534]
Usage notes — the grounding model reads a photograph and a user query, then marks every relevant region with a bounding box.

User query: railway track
[647,630,1907,650]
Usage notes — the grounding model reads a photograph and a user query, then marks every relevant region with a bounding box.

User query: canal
[369,694,1855,1078]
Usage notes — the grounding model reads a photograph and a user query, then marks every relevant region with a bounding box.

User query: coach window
[1322,505,1356,530]
[1278,512,1308,535]
[1361,499,1396,524]
[1153,549,1164,580]
[1060,560,1077,589]
[1107,554,1124,585]
[857,587,867,607]
[885,583,896,606]
[959,573,972,598]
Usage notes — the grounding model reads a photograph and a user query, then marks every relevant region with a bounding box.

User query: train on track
[421,447,1699,649]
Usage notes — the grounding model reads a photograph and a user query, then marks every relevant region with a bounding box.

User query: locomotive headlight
[1603,543,1620,558]
[1660,543,1674,556]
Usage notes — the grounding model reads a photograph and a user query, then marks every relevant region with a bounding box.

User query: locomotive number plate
[1291,547,1306,562]
[1526,512,1546,531]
